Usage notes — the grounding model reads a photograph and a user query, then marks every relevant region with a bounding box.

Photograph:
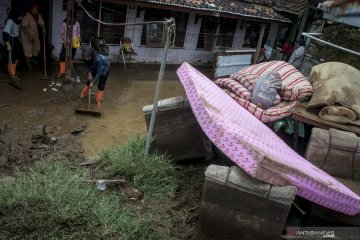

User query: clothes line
[76,0,165,26]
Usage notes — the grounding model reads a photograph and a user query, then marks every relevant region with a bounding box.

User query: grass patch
[99,135,178,198]
[0,160,158,240]
[0,135,179,239]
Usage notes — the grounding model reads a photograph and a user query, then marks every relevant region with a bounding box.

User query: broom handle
[43,34,47,77]
[88,86,91,110]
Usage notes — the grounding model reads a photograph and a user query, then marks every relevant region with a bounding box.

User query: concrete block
[198,164,297,240]
[205,164,230,185]
[143,97,209,161]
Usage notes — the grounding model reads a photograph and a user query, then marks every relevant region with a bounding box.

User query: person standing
[288,39,306,70]
[3,8,22,85]
[278,38,293,61]
[20,3,46,70]
[56,14,81,78]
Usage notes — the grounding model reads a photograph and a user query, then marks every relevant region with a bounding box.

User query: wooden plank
[292,107,360,135]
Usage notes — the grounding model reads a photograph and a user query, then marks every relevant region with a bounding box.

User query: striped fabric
[215,61,313,122]
[230,72,258,92]
[215,78,251,100]
[234,61,313,101]
[225,90,296,122]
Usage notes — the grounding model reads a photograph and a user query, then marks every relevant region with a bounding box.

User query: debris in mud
[32,125,57,145]
[28,108,45,116]
[79,155,99,166]
[85,178,143,201]
[0,123,85,173]
[71,124,87,135]
[0,103,10,108]
[0,121,10,134]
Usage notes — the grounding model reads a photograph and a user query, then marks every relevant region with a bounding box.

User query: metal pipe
[144,19,174,162]
[302,32,360,57]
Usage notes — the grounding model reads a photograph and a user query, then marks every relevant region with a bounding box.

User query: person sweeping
[80,38,110,107]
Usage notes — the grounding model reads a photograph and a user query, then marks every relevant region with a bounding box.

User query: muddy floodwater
[0,63,211,158]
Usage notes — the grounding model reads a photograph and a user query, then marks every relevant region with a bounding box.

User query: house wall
[121,6,212,64]
[50,1,280,64]
[0,0,11,44]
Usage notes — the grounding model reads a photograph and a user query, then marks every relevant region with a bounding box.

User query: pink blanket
[176,62,360,215]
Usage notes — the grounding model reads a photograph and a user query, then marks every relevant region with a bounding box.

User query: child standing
[80,39,110,107]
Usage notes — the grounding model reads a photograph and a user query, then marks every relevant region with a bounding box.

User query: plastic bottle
[96,180,106,191]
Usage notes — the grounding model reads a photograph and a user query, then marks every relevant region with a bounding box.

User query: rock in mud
[71,124,87,135]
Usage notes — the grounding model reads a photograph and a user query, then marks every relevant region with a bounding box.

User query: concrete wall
[50,0,279,64]
[0,0,11,44]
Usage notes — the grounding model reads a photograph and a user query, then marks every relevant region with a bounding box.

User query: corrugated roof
[128,0,291,22]
[272,0,308,15]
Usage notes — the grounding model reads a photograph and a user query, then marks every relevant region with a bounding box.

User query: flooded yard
[0,63,211,167]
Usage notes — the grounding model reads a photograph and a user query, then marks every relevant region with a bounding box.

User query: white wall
[118,7,212,64]
[0,0,11,44]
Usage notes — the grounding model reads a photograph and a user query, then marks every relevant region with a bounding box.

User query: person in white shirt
[2,8,22,83]
[288,39,306,70]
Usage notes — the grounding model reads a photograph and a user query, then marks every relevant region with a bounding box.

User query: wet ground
[0,63,212,161]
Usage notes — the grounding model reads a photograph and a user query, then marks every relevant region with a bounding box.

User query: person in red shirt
[278,38,293,61]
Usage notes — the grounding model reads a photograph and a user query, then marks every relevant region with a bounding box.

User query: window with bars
[196,16,237,50]
[75,1,127,44]
[140,8,189,48]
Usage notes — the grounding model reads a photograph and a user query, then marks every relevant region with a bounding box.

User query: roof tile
[133,0,291,22]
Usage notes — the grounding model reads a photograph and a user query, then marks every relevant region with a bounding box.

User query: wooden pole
[97,1,102,37]
[65,0,74,83]
[254,24,266,64]
[297,0,311,41]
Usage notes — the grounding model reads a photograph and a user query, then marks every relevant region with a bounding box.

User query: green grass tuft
[99,135,178,198]
[0,160,158,240]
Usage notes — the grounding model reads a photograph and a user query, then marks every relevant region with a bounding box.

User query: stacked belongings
[214,61,313,123]
[306,62,360,126]
[176,62,360,215]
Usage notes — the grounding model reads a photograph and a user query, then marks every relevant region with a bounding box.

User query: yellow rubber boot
[96,90,104,107]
